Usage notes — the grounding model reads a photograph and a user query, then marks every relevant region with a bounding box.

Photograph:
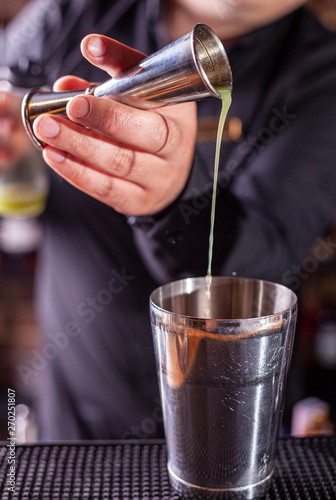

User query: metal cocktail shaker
[150,276,297,499]
[21,24,232,149]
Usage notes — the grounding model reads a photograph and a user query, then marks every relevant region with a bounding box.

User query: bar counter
[0,436,335,498]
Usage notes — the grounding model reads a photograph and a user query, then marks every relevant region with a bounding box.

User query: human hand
[33,35,197,216]
[0,89,32,169]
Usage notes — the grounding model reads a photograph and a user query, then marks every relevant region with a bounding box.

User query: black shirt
[11,0,336,439]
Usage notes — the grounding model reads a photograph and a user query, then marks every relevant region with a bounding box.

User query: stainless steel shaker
[150,276,297,499]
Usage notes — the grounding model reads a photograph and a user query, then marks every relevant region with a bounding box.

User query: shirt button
[127,216,137,225]
[166,232,184,245]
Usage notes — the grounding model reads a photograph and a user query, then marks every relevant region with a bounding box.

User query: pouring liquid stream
[205,89,232,310]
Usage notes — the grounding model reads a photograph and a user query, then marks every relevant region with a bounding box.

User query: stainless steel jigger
[21,24,232,149]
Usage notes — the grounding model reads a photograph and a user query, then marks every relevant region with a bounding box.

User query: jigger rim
[191,24,233,99]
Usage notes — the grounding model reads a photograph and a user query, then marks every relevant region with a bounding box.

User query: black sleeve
[130,26,336,287]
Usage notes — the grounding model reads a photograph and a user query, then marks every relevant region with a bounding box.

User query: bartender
[6,0,336,439]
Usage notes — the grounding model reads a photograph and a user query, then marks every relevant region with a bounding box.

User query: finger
[42,145,154,215]
[33,113,139,179]
[66,95,173,155]
[53,75,90,92]
[81,35,146,76]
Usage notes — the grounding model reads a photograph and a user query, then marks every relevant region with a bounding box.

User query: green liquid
[205,89,232,298]
[0,184,47,217]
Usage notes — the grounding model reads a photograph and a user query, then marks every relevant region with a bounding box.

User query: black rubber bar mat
[0,437,335,499]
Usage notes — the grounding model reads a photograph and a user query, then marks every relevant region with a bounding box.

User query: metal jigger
[22,24,232,149]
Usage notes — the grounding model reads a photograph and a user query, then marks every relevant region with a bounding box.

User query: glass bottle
[0,67,49,219]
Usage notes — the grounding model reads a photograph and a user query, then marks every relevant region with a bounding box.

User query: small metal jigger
[22,24,232,149]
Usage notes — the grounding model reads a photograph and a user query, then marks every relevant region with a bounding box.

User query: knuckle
[112,191,128,213]
[102,106,142,137]
[151,123,168,153]
[95,176,127,212]
[105,147,135,177]
[95,175,114,199]
[69,164,87,185]
[154,116,180,154]
[100,106,120,134]
[72,132,97,160]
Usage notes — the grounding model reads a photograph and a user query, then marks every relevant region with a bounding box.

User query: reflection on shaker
[164,332,201,389]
